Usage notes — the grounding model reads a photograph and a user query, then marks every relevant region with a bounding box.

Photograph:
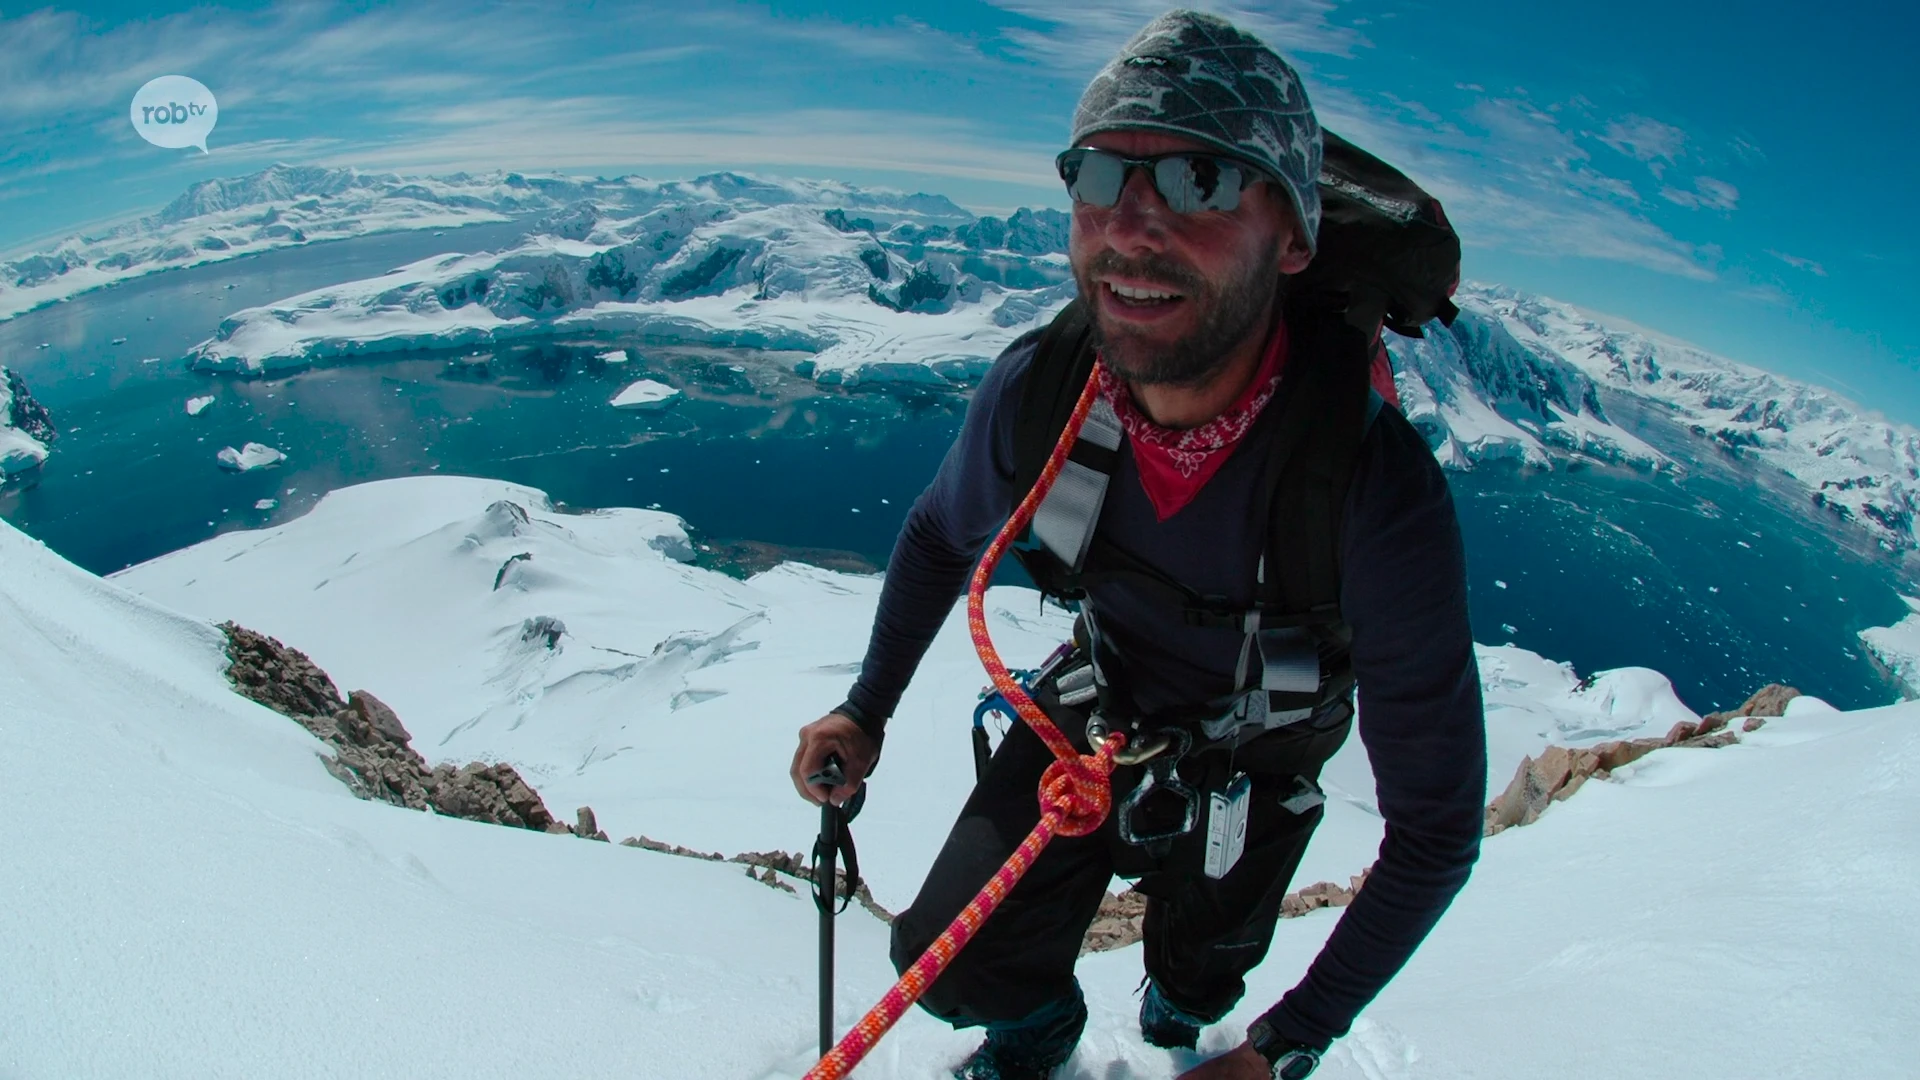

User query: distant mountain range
[3,163,1914,557]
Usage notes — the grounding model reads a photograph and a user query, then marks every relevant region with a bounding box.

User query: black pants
[890,700,1352,1028]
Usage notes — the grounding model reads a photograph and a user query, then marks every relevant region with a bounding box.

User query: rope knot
[1038,753,1113,838]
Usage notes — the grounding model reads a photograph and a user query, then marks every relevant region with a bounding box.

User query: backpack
[1007,131,1460,743]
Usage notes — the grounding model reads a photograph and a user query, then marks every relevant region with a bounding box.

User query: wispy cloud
[984,0,1364,69]
[1767,249,1828,276]
[1599,114,1688,176]
[1661,176,1739,212]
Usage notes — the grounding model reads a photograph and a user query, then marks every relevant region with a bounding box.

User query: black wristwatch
[1245,1016,1321,1080]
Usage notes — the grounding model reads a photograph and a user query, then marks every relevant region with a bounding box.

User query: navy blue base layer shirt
[843,323,1489,1049]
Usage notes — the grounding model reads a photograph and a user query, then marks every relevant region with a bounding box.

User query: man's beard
[1075,238,1284,389]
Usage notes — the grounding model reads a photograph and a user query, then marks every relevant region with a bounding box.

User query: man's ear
[1278,230,1313,275]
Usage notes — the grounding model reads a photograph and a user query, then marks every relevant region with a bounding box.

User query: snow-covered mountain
[9,163,1917,556]
[7,474,1916,1077]
[0,366,55,475]
[1459,284,1920,554]
[179,170,1071,389]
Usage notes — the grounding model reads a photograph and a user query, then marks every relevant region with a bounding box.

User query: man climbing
[790,10,1487,1079]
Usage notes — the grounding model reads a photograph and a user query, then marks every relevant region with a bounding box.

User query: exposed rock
[1484,684,1799,836]
[1704,684,1801,728]
[1281,872,1370,919]
[1081,888,1148,955]
[218,621,566,833]
[622,834,726,861]
[574,806,609,842]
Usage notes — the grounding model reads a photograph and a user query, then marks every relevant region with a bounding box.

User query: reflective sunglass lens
[1154,155,1241,212]
[1064,150,1126,207]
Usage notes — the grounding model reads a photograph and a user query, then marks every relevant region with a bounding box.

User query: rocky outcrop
[1079,869,1376,955]
[619,835,894,919]
[1484,684,1801,835]
[5,368,56,444]
[219,620,591,834]
[1703,683,1801,733]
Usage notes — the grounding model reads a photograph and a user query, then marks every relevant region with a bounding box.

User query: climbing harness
[801,361,1126,1080]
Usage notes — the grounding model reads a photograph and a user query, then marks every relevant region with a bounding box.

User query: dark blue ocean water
[2,229,1911,714]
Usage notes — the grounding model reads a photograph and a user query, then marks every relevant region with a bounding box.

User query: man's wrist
[1246,1014,1325,1079]
[834,698,887,752]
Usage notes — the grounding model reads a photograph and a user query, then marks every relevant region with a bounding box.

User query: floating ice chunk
[141,357,161,364]
[110,337,127,345]
[610,378,680,410]
[216,442,285,471]
[597,349,630,364]
[254,498,278,510]
[1494,580,1508,589]
[186,395,215,416]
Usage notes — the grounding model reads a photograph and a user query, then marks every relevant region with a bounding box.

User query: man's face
[1067,129,1312,388]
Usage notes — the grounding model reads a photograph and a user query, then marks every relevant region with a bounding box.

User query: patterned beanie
[1070,9,1323,251]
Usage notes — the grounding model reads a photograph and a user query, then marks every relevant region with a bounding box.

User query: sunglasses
[1055,147,1266,214]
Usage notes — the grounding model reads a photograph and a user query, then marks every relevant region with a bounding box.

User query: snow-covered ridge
[1386,305,1667,473]
[1459,283,1920,553]
[0,366,55,476]
[10,474,1913,1077]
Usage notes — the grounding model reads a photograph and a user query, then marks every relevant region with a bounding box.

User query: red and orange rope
[803,360,1122,1079]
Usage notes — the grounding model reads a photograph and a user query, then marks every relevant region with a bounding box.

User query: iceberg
[216,442,285,471]
[186,395,215,416]
[609,378,680,410]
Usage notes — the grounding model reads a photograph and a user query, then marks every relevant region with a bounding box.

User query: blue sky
[4,0,1916,422]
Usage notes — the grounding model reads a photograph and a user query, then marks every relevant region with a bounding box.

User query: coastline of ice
[1860,595,1920,699]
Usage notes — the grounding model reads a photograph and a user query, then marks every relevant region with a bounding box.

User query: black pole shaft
[817,799,840,1057]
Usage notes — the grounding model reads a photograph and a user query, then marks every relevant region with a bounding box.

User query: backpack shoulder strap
[1011,298,1097,498]
[1255,299,1378,625]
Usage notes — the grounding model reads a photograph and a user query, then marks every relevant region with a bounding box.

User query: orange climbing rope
[802,360,1124,1080]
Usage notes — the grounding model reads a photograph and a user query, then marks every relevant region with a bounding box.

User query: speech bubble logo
[130,75,218,153]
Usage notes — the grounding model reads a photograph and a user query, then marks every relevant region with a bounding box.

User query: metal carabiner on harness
[1111,727,1199,847]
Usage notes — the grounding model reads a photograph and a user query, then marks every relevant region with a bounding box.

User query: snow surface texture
[215,441,285,471]
[1,475,1908,1077]
[1860,596,1920,699]
[0,365,54,475]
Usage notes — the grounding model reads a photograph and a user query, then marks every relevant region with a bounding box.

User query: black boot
[1138,979,1205,1050]
[952,987,1088,1080]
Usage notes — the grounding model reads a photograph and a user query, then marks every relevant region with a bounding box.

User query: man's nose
[1103,167,1172,248]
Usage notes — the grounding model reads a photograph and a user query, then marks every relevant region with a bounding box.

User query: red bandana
[1096,322,1289,521]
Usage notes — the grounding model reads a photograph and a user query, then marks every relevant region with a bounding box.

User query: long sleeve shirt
[844,323,1489,1049]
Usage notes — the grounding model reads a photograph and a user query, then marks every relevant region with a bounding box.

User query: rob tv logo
[129,75,218,153]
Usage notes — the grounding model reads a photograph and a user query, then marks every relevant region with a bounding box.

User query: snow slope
[8,478,1918,1077]
[110,475,1700,914]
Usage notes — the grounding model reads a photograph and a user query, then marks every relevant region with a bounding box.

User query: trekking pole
[807,753,865,1058]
